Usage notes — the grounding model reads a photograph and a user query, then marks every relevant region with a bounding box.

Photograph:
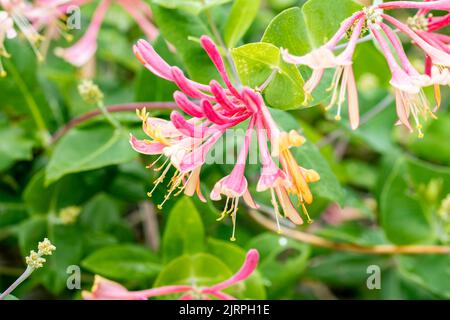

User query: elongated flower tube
[0,0,46,67]
[83,249,260,300]
[282,12,365,129]
[55,0,158,66]
[131,35,320,239]
[282,0,450,136]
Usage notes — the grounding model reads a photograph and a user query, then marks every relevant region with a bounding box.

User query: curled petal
[243,190,259,209]
[346,67,360,130]
[129,134,166,155]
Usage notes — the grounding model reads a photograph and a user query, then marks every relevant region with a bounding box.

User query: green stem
[97,101,121,130]
[0,266,34,300]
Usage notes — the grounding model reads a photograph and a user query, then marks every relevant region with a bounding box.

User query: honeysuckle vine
[282,0,450,138]
[130,36,321,241]
[82,249,259,300]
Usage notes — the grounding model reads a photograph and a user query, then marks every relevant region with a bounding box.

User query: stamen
[217,197,230,221]
[230,198,239,242]
[300,202,314,224]
[148,162,172,197]
[270,188,282,234]
[146,154,164,169]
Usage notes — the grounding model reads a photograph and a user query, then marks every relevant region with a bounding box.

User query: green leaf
[17,216,47,256]
[246,233,310,298]
[45,125,136,184]
[262,7,312,56]
[224,0,261,48]
[380,159,435,244]
[151,4,218,83]
[408,114,450,166]
[207,238,266,299]
[43,224,84,293]
[82,245,161,280]
[152,0,231,15]
[154,253,231,299]
[80,193,121,233]
[24,170,103,215]
[0,40,54,137]
[0,125,34,171]
[398,255,450,299]
[232,42,305,110]
[302,0,362,47]
[306,252,390,287]
[3,295,19,300]
[162,197,205,263]
[0,193,28,228]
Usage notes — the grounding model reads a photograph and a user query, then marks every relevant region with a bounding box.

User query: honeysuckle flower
[55,0,158,66]
[83,249,260,300]
[131,35,320,239]
[282,12,365,129]
[1,0,44,59]
[282,0,450,136]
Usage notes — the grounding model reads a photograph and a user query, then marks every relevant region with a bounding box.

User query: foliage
[0,0,449,301]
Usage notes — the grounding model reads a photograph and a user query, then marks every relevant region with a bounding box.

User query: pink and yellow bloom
[55,0,158,66]
[83,249,260,300]
[130,35,320,239]
[282,0,450,137]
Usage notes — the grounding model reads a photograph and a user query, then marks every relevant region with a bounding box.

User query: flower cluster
[130,36,320,240]
[83,249,259,300]
[55,0,158,67]
[282,0,450,138]
[25,238,56,269]
[0,0,158,73]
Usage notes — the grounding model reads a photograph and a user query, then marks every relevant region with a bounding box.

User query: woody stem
[51,102,177,144]
[249,210,450,254]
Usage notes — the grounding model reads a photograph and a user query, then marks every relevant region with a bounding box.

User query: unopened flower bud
[59,206,81,225]
[78,80,104,105]
[25,251,46,269]
[38,238,56,256]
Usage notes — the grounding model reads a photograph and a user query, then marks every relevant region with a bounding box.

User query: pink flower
[1,0,44,61]
[282,1,450,137]
[282,12,365,129]
[55,0,158,66]
[131,35,320,239]
[83,249,260,300]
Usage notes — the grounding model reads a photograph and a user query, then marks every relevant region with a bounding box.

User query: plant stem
[249,210,450,254]
[0,266,34,300]
[51,102,177,144]
[97,101,121,130]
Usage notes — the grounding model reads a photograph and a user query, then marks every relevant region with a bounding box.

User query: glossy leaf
[232,42,305,110]
[82,245,161,280]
